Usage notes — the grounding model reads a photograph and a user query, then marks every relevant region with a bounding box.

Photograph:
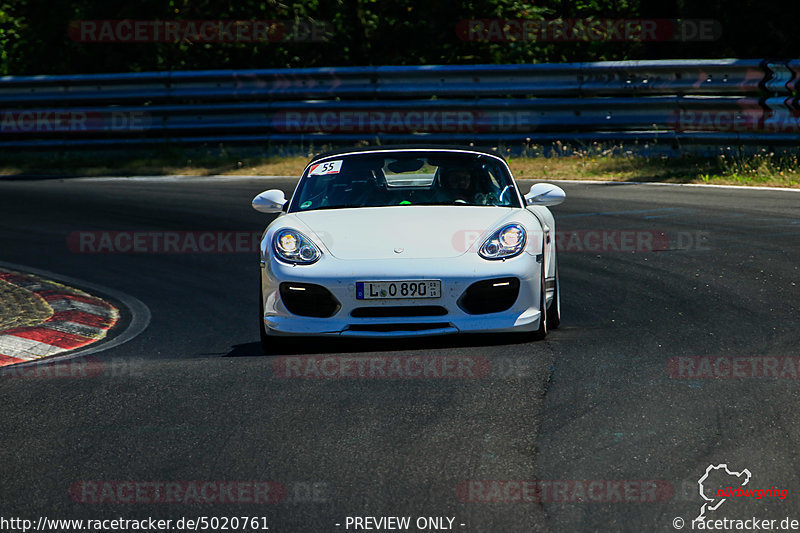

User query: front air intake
[457,277,520,315]
[350,306,448,318]
[279,283,340,318]
[346,323,451,332]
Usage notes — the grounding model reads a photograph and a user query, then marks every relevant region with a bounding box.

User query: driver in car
[437,166,496,205]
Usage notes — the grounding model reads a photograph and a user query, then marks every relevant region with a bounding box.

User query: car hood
[291,206,517,260]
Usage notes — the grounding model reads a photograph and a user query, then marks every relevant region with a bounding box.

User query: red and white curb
[0,269,119,366]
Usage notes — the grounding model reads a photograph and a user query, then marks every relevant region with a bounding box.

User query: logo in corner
[696,464,751,521]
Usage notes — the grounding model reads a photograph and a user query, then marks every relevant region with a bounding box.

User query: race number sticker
[308,160,343,176]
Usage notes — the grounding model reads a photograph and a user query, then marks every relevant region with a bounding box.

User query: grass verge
[1,147,799,188]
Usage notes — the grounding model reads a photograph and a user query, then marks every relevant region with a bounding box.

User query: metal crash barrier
[0,59,798,151]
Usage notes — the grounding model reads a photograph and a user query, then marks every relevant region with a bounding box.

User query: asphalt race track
[1,176,799,532]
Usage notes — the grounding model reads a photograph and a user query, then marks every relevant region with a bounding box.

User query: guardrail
[0,59,798,152]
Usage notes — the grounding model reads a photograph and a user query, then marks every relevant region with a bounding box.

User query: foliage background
[0,0,795,75]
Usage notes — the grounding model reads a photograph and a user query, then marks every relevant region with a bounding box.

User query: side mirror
[524,183,566,207]
[252,190,287,213]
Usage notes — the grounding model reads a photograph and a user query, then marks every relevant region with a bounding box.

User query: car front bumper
[260,252,544,338]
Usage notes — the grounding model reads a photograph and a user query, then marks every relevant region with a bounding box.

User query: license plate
[356,280,441,300]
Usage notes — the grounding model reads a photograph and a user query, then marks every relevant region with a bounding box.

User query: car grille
[457,277,520,315]
[350,306,448,318]
[279,282,340,318]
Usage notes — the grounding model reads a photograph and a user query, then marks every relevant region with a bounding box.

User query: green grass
[1,144,798,188]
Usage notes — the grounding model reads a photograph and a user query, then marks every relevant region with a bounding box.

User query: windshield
[289,151,521,212]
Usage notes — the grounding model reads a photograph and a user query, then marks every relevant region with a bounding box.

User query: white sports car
[252,146,565,353]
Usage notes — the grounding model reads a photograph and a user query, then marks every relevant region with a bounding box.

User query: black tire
[547,259,561,329]
[531,268,548,341]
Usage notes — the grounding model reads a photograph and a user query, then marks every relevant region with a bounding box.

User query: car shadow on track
[225,333,536,358]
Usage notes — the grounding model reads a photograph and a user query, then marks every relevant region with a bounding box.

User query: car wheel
[547,259,561,329]
[531,266,548,341]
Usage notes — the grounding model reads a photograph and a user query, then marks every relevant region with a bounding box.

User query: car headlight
[479,224,526,260]
[273,229,321,264]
